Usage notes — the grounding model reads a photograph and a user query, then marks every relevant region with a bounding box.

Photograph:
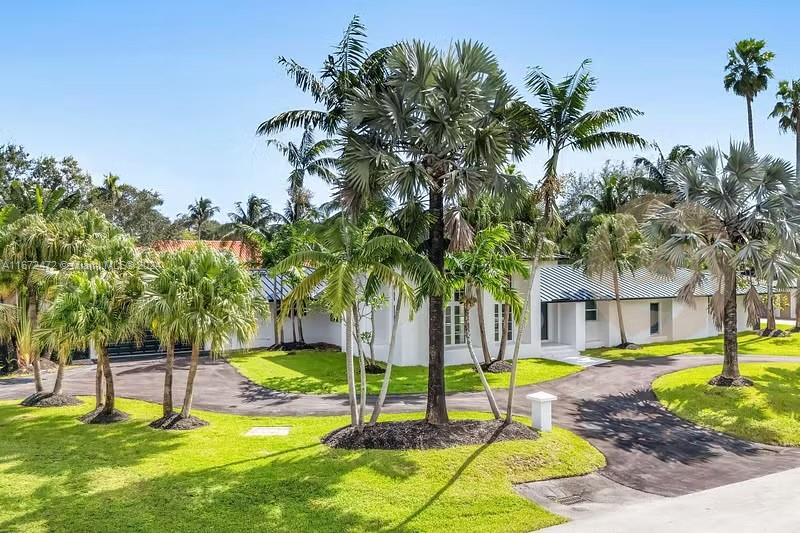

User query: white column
[527,391,557,432]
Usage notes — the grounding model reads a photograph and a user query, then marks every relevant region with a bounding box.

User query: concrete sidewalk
[543,467,800,532]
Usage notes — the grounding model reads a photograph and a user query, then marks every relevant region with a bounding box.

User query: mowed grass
[585,324,800,361]
[653,363,800,446]
[0,399,604,533]
[226,350,581,395]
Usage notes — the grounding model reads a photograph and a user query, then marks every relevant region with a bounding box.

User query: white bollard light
[526,391,557,432]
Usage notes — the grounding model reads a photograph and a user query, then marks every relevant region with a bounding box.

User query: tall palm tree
[578,213,650,347]
[339,40,528,425]
[185,197,219,239]
[724,38,775,148]
[579,168,638,215]
[227,195,278,237]
[445,225,527,418]
[256,16,389,137]
[96,174,122,207]
[634,144,696,194]
[770,79,800,329]
[276,216,434,427]
[505,60,647,420]
[649,143,799,386]
[265,128,337,223]
[755,235,798,334]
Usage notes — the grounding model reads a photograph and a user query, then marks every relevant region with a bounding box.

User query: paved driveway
[3,353,800,499]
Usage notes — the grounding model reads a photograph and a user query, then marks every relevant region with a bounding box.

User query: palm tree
[339,40,528,425]
[650,143,799,386]
[256,16,389,137]
[754,234,798,334]
[633,144,697,194]
[578,213,650,347]
[185,197,219,239]
[505,60,647,420]
[227,195,278,237]
[445,226,527,418]
[96,174,121,206]
[1,181,80,218]
[276,216,433,427]
[724,38,775,148]
[579,167,638,215]
[770,79,800,329]
[265,128,337,223]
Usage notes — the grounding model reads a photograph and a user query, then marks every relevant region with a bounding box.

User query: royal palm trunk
[746,96,755,149]
[180,344,201,419]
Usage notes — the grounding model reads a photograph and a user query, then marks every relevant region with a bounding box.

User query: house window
[650,302,660,335]
[585,300,597,321]
[445,290,464,345]
[493,304,513,342]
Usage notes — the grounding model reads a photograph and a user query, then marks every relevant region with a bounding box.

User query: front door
[541,302,549,341]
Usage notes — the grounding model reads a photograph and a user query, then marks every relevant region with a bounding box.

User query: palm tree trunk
[180,344,200,419]
[95,349,104,409]
[352,304,367,426]
[506,249,539,422]
[27,299,43,393]
[52,358,65,395]
[368,306,377,366]
[291,310,297,343]
[747,96,755,149]
[99,345,115,415]
[370,294,402,424]
[426,179,448,425]
[464,296,500,419]
[766,283,776,331]
[271,301,279,345]
[475,290,492,365]
[613,271,628,345]
[344,310,359,427]
[497,303,510,361]
[163,344,174,417]
[297,308,305,344]
[794,285,800,331]
[720,267,741,380]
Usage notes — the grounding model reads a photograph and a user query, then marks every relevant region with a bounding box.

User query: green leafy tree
[578,213,650,346]
[339,40,529,424]
[226,195,279,238]
[184,197,219,239]
[445,225,527,418]
[724,38,775,148]
[276,216,434,427]
[650,143,799,386]
[634,144,696,194]
[505,60,647,419]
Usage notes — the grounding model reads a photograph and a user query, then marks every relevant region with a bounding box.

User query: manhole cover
[548,494,587,506]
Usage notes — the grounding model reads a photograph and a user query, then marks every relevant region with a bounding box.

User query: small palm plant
[578,214,651,347]
[445,226,527,419]
[649,142,800,386]
[149,243,266,429]
[276,216,436,427]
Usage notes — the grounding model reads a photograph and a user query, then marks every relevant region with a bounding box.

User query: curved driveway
[2,354,800,496]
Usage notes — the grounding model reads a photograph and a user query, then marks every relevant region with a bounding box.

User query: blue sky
[2,1,799,217]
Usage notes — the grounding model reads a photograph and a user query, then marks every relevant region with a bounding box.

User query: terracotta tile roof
[151,240,258,264]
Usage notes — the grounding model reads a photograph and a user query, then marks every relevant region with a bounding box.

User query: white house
[231,262,770,366]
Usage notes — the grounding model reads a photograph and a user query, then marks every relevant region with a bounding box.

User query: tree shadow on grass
[575,389,770,463]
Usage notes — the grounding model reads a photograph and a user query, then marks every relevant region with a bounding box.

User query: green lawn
[653,362,800,446]
[226,350,581,395]
[585,326,800,361]
[0,399,604,532]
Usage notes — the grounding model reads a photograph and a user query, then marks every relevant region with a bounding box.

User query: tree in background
[0,144,92,199]
[724,38,775,148]
[505,60,647,420]
[578,214,650,347]
[226,194,279,239]
[184,197,219,239]
[91,179,178,244]
[650,143,799,386]
[265,128,337,223]
[633,144,696,195]
[770,79,800,329]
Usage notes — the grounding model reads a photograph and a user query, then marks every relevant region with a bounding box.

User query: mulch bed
[80,408,130,424]
[708,375,754,387]
[615,342,641,350]
[269,342,341,352]
[20,392,82,408]
[149,413,209,431]
[481,360,512,373]
[322,419,539,450]
[362,362,385,374]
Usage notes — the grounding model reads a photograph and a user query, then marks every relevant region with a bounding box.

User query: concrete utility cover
[245,426,291,437]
